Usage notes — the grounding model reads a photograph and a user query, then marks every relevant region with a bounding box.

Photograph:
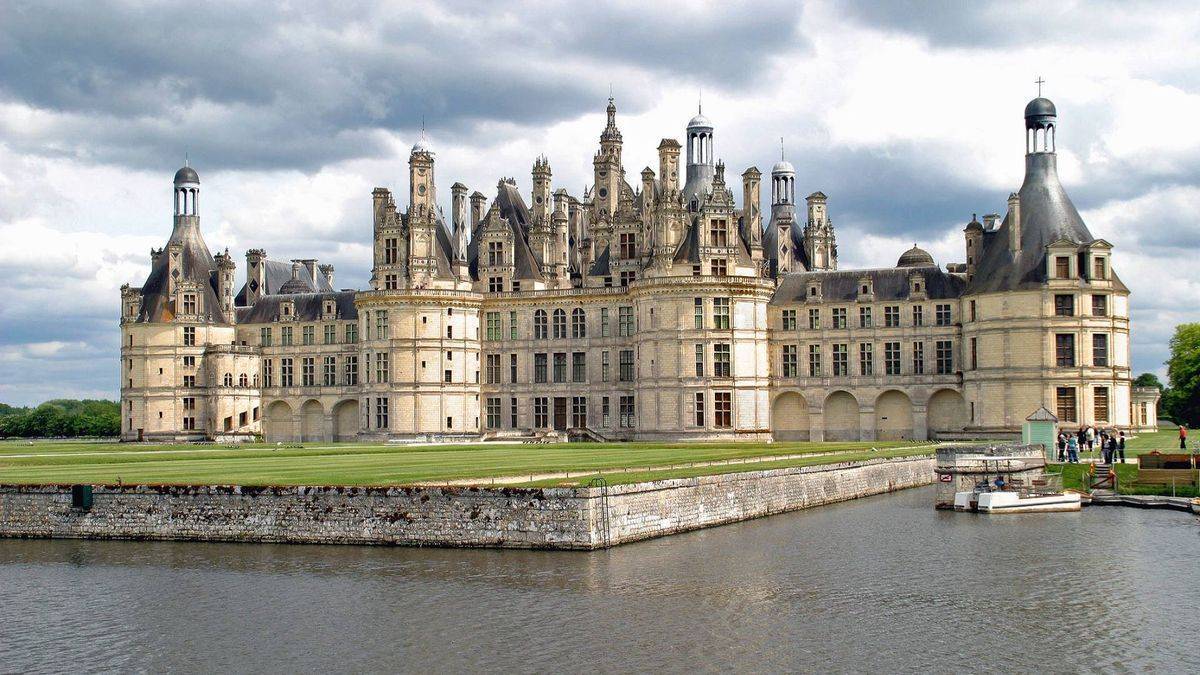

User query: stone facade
[0,455,933,549]
[119,96,1148,443]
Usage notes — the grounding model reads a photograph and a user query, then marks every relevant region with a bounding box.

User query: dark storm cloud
[0,0,805,172]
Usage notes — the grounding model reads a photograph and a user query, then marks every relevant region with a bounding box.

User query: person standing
[1086,426,1096,454]
[1117,431,1126,464]
[1057,432,1067,462]
[1181,425,1188,451]
[1067,435,1079,463]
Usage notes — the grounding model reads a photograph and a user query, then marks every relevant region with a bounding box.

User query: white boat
[953,487,1081,513]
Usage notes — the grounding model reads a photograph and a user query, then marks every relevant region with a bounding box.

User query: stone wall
[0,455,934,550]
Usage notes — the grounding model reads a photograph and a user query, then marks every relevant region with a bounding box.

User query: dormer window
[1055,256,1071,279]
[324,301,335,317]
[487,242,504,266]
[182,293,197,315]
[1093,257,1107,280]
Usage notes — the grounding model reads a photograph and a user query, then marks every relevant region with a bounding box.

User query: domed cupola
[896,245,935,268]
[682,104,716,207]
[174,165,199,186]
[1025,95,1057,154]
[173,163,199,217]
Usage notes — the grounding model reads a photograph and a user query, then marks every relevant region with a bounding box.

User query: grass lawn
[0,439,928,487]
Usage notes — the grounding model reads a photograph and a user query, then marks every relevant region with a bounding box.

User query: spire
[602,96,621,143]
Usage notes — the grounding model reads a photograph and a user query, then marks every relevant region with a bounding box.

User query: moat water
[2,487,1198,673]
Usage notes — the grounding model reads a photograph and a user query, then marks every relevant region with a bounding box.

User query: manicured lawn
[1045,462,1199,498]
[516,448,932,487]
[0,439,926,487]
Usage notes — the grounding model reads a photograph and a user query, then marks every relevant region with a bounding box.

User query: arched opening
[875,390,914,441]
[772,392,810,441]
[928,389,968,438]
[332,399,358,442]
[263,400,294,443]
[300,399,324,442]
[824,391,860,441]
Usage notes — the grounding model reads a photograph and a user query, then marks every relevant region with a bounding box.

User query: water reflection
[2,487,1197,672]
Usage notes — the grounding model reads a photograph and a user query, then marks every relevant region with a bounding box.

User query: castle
[118,96,1160,443]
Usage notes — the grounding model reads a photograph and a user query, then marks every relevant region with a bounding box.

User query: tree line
[1135,322,1200,428]
[0,399,120,438]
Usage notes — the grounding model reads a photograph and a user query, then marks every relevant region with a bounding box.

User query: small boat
[953,487,1081,513]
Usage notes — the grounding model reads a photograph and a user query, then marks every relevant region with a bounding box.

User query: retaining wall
[0,455,934,550]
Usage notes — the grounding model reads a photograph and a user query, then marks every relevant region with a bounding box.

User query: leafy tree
[1163,323,1200,427]
[1133,372,1164,390]
[0,399,120,438]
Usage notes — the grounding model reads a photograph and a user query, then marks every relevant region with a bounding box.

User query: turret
[551,189,570,284]
[319,264,335,288]
[408,133,436,214]
[593,98,623,217]
[245,248,267,306]
[532,156,552,223]
[213,249,236,322]
[1007,192,1021,253]
[657,139,681,195]
[964,214,983,281]
[683,107,715,207]
[470,191,486,230]
[804,191,837,270]
[640,167,656,213]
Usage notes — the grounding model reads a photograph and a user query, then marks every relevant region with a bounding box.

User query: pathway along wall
[0,455,934,550]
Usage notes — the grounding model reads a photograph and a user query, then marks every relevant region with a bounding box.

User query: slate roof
[235,259,335,305]
[135,219,223,323]
[967,152,1126,293]
[238,290,358,324]
[771,266,966,305]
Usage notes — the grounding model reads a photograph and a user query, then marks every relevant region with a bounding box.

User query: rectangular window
[1056,256,1071,278]
[618,306,635,336]
[832,344,848,377]
[182,397,196,410]
[263,360,273,388]
[281,326,293,346]
[303,325,314,345]
[509,311,518,339]
[280,358,293,387]
[619,232,637,259]
[384,238,398,265]
[486,398,501,429]
[602,396,611,428]
[1092,333,1109,367]
[1054,294,1074,317]
[885,342,901,375]
[260,327,272,347]
[375,311,389,340]
[832,308,847,329]
[1092,295,1108,317]
[345,323,357,343]
[808,308,820,330]
[509,354,518,383]
[782,345,798,378]
[488,277,503,293]
[376,352,390,383]
[487,241,504,266]
[619,350,635,382]
[808,344,822,377]
[183,326,196,347]
[375,397,389,430]
[323,356,336,386]
[859,307,872,328]
[935,304,952,326]
[693,298,704,329]
[553,353,567,383]
[913,342,925,375]
[601,350,610,382]
[935,340,953,374]
[572,352,586,383]
[782,309,797,331]
[572,396,588,428]
[183,416,196,431]
[1056,386,1077,422]
[713,297,731,329]
[970,337,978,370]
[486,312,501,340]
[694,343,705,376]
[510,397,518,428]
[714,343,731,378]
[344,355,358,385]
[694,392,706,427]
[486,354,501,384]
[444,369,452,383]
[912,305,924,327]
[1055,334,1076,367]
[619,270,636,287]
[709,218,728,247]
[884,306,900,327]
[534,397,549,428]
[714,392,732,428]
[183,355,195,368]
[859,343,873,376]
[534,353,548,383]
[619,395,636,428]
[601,308,611,337]
[181,293,197,315]
[711,259,727,277]
[1094,386,1109,422]
[324,324,336,345]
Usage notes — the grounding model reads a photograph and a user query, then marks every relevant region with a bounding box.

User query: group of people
[1056,426,1125,464]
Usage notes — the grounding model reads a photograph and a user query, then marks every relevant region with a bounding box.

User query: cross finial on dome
[1035,76,1045,97]
[780,137,785,161]
[184,151,189,168]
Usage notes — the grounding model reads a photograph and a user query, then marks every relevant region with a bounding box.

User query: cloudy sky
[1,0,1198,405]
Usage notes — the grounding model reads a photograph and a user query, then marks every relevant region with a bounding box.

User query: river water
[2,487,1198,673]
